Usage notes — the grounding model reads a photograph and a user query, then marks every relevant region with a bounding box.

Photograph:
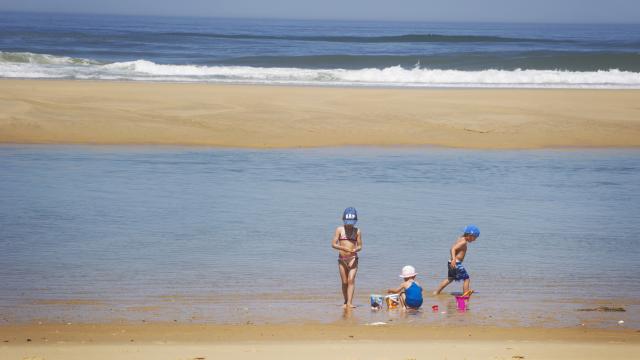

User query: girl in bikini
[331,207,362,309]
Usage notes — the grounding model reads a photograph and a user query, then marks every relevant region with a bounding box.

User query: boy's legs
[435,260,458,295]
[433,278,452,295]
[463,278,470,295]
[457,263,471,295]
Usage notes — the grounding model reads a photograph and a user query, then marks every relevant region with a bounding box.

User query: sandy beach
[1,79,640,149]
[1,323,639,360]
[2,79,640,359]
[3,8,640,360]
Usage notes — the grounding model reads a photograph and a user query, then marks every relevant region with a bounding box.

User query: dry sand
[1,323,638,359]
[1,79,640,149]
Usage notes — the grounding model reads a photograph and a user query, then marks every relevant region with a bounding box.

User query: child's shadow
[405,308,422,316]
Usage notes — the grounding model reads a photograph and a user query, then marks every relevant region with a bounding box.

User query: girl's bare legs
[433,278,452,295]
[346,259,358,308]
[338,262,349,307]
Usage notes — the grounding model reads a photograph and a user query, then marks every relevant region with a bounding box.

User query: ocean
[1,146,639,328]
[1,12,640,88]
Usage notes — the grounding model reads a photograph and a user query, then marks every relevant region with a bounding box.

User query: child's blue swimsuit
[405,282,423,309]
[447,261,470,281]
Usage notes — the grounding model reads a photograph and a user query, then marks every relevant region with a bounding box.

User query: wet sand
[1,323,638,359]
[1,79,640,148]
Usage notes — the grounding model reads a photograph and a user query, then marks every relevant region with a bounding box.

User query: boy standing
[433,225,480,296]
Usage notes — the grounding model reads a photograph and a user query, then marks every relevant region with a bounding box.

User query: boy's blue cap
[463,224,480,237]
[342,207,358,225]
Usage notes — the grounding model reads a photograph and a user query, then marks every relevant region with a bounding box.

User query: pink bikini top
[339,228,358,243]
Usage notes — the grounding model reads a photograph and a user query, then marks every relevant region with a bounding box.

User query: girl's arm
[353,229,363,253]
[330,227,350,252]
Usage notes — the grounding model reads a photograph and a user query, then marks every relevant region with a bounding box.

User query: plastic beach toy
[385,294,400,309]
[431,305,439,312]
[370,294,384,310]
[455,296,469,310]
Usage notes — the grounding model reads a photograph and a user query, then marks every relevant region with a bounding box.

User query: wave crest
[1,52,639,88]
[0,51,99,65]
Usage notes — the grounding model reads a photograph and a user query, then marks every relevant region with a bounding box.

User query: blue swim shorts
[447,261,470,281]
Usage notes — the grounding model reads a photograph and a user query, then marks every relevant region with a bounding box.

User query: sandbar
[1,79,640,148]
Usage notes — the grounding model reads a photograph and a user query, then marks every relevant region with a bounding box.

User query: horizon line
[1,9,639,26]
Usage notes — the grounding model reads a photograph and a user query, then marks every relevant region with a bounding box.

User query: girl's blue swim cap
[463,225,480,237]
[342,207,358,225]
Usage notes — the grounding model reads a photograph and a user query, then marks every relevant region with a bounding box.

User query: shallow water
[0,145,638,328]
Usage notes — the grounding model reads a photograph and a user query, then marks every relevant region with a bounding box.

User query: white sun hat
[399,265,418,278]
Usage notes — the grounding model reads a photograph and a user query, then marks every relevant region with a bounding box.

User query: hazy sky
[1,0,639,23]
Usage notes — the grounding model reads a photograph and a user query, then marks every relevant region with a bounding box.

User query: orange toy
[385,294,400,309]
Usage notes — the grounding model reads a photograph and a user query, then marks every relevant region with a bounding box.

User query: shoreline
[2,79,640,149]
[3,142,640,152]
[1,322,638,343]
[7,76,640,90]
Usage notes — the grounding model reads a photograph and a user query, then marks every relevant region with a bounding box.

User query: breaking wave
[2,52,639,89]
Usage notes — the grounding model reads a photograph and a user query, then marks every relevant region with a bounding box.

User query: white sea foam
[2,52,640,89]
[0,51,99,65]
